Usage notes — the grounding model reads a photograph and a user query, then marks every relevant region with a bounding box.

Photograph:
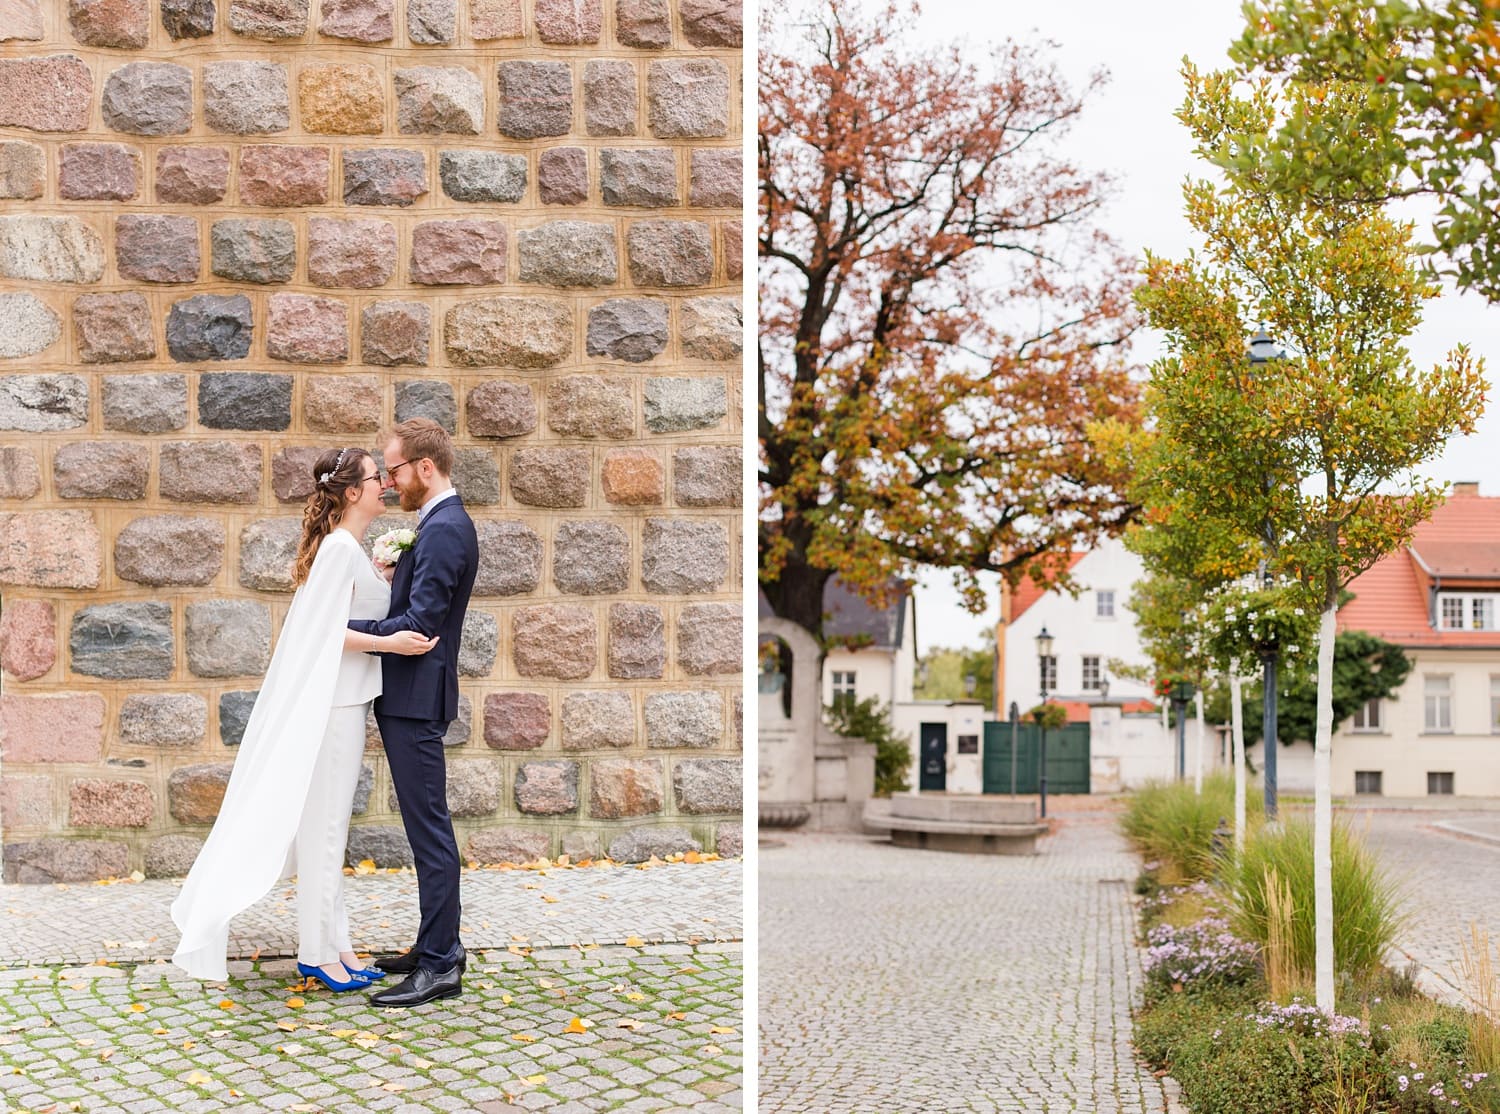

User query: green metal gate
[982,720,1090,795]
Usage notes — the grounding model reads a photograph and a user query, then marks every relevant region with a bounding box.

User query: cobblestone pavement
[0,860,742,1113]
[758,807,1176,1114]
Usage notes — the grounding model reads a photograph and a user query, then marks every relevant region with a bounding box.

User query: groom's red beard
[396,473,430,513]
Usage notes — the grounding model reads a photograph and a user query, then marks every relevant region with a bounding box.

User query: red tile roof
[1007,551,1088,622]
[1054,698,1158,723]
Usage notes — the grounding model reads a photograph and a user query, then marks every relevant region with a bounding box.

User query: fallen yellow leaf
[511,1033,538,1043]
[521,1074,546,1085]
[538,978,555,988]
[702,1044,723,1055]
[128,1004,145,1013]
[285,997,305,1009]
[381,1083,406,1093]
[624,936,644,947]
[617,1019,644,1030]
[218,999,235,1010]
[709,1026,736,1035]
[181,1070,212,1086]
[623,992,646,1002]
[563,1017,591,1034]
[276,1021,299,1032]
[666,1012,686,1021]
[501,993,513,1004]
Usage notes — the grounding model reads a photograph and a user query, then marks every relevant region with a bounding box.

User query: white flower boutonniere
[372,527,417,569]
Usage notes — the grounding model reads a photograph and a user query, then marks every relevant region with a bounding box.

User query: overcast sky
[902,0,1500,654]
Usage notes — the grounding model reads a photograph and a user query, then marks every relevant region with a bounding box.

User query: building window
[1354,771,1383,795]
[1437,592,1499,631]
[1477,597,1497,631]
[1096,590,1116,619]
[1428,771,1455,796]
[1351,698,1382,732]
[1441,596,1465,630]
[1424,675,1453,732]
[1039,655,1057,693]
[831,670,857,708]
[1081,656,1103,691]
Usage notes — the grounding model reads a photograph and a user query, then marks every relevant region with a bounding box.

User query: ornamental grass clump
[1122,774,1259,883]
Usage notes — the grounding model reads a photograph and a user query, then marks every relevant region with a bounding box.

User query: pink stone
[0,56,94,133]
[534,0,601,43]
[267,293,348,363]
[0,776,50,830]
[319,0,391,39]
[69,779,153,827]
[59,142,141,201]
[303,374,379,431]
[0,693,105,762]
[482,692,550,749]
[0,0,45,41]
[0,510,102,589]
[69,0,150,47]
[307,217,397,288]
[470,0,521,37]
[409,220,507,285]
[156,146,230,205]
[239,145,330,207]
[0,599,55,681]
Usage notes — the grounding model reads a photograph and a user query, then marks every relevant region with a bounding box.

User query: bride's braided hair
[292,447,373,587]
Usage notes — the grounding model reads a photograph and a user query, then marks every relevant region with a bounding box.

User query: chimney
[1453,481,1480,496]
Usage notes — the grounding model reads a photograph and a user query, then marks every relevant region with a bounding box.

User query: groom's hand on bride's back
[388,631,439,655]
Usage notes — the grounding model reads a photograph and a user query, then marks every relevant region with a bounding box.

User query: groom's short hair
[385,417,454,476]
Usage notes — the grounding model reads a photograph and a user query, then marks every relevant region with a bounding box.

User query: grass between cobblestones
[0,945,741,1114]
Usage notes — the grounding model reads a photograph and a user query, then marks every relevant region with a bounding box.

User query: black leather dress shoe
[368,964,461,1007]
[375,944,466,976]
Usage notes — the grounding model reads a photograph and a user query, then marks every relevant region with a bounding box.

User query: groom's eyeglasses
[383,459,414,478]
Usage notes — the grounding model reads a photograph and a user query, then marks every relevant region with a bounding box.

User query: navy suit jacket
[350,495,478,723]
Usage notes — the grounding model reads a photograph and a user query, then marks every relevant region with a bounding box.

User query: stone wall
[0,0,744,882]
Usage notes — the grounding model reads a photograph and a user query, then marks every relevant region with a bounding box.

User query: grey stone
[466,380,538,437]
[350,764,374,814]
[673,445,740,506]
[346,825,412,869]
[186,600,271,678]
[674,758,740,813]
[70,602,173,680]
[0,216,106,284]
[116,213,200,283]
[439,149,526,203]
[681,295,742,360]
[511,448,589,508]
[474,519,542,596]
[458,609,498,677]
[547,375,633,439]
[441,694,472,746]
[645,377,727,431]
[446,759,501,817]
[158,441,261,504]
[361,301,429,365]
[642,518,727,594]
[553,519,629,595]
[451,447,500,506]
[101,62,193,136]
[144,834,203,878]
[627,219,713,286]
[0,375,87,433]
[53,441,149,500]
[3,839,129,884]
[103,374,187,434]
[717,822,742,857]
[237,517,301,591]
[584,59,637,136]
[680,0,741,45]
[203,61,290,134]
[217,690,258,746]
[198,372,293,431]
[607,826,699,863]
[561,829,602,860]
[167,295,253,362]
[0,293,61,359]
[115,515,223,586]
[616,0,670,47]
[210,218,297,284]
[645,691,722,749]
[161,0,216,37]
[517,220,617,286]
[560,690,633,750]
[609,602,665,679]
[601,148,676,206]
[394,66,484,134]
[406,0,455,42]
[119,693,207,747]
[689,146,741,207]
[498,60,573,139]
[395,379,456,433]
[342,147,428,207]
[588,299,669,363]
[467,828,552,863]
[677,602,739,675]
[514,761,579,815]
[646,58,728,137]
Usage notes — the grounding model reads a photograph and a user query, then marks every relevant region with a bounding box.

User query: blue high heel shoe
[345,963,385,981]
[296,962,376,992]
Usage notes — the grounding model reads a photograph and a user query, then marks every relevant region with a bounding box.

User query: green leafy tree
[825,696,912,797]
[913,638,996,711]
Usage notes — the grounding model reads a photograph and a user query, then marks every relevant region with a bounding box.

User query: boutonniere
[372,527,417,570]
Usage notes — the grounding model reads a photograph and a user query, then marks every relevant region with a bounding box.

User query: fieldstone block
[441,695,472,746]
[680,0,740,45]
[199,372,293,431]
[483,691,550,750]
[238,517,300,590]
[53,441,149,500]
[644,377,726,432]
[602,449,664,506]
[0,216,105,284]
[267,293,348,363]
[3,839,128,883]
[0,0,44,41]
[70,602,172,679]
[517,221,617,286]
[467,828,550,863]
[470,0,520,37]
[458,609,498,677]
[511,448,589,507]
[0,375,88,432]
[162,0,215,37]
[156,147,230,204]
[439,150,526,203]
[218,690,257,746]
[723,218,742,279]
[553,520,628,595]
[320,0,392,40]
[647,59,728,137]
[0,446,40,499]
[239,146,331,206]
[452,447,500,505]
[515,762,579,815]
[0,510,101,588]
[601,148,676,206]
[0,141,45,199]
[0,56,92,133]
[585,61,638,137]
[118,694,206,747]
[229,0,308,38]
[674,758,740,813]
[645,690,721,749]
[115,514,224,586]
[690,147,740,207]
[166,295,252,361]
[186,600,270,678]
[361,301,429,366]
[616,0,670,47]
[144,834,203,877]
[673,446,740,506]
[589,759,663,820]
[102,62,192,135]
[473,519,542,595]
[467,380,537,437]
[159,440,261,504]
[343,148,428,207]
[561,829,601,860]
[444,759,500,817]
[445,297,571,367]
[0,692,104,762]
[498,61,573,139]
[59,143,141,201]
[608,826,698,862]
[678,602,739,675]
[308,217,397,288]
[0,293,60,360]
[681,296,742,359]
[587,298,668,363]
[345,825,412,868]
[271,445,321,501]
[1,775,50,830]
[512,604,595,680]
[298,64,384,134]
[210,218,296,285]
[535,0,600,41]
[73,292,154,363]
[561,691,633,750]
[717,822,742,856]
[410,220,507,285]
[538,147,588,205]
[395,66,484,135]
[203,61,290,134]
[642,518,726,593]
[547,375,632,438]
[395,380,456,433]
[627,220,713,286]
[117,213,199,283]
[167,763,233,825]
[0,599,53,681]
[406,0,455,42]
[304,374,379,432]
[103,374,187,434]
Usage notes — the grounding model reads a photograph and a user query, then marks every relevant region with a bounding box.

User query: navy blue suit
[350,494,478,971]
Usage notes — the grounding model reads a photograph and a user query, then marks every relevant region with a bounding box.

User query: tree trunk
[1193,688,1205,793]
[1230,673,1246,854]
[760,553,835,647]
[1314,604,1338,1013]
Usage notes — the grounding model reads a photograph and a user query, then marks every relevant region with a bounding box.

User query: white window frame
[1350,697,1383,733]
[1039,655,1057,693]
[1436,592,1499,631]
[1096,590,1116,620]
[831,670,857,705]
[1424,674,1454,733]
[1081,655,1103,692]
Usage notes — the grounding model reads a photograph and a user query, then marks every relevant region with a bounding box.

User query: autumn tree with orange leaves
[758,0,1142,645]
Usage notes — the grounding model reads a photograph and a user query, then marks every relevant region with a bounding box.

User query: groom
[349,417,479,1007]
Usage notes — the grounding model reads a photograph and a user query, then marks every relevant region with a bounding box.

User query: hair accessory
[318,448,350,488]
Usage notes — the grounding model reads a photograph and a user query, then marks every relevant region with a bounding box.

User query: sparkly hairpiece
[319,448,349,487]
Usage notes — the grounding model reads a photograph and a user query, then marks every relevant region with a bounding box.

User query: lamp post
[1249,328,1283,821]
[963,673,977,698]
[1171,679,1197,781]
[1035,626,1053,819]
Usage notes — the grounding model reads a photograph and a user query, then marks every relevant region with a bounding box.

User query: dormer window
[1437,592,1498,631]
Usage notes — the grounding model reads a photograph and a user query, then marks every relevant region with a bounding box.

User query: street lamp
[1248,327,1284,820]
[963,673,977,698]
[1171,679,1197,781]
[1035,626,1054,819]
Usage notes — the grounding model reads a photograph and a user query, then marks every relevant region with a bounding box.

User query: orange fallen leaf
[666,1012,686,1021]
[511,1033,538,1043]
[286,997,305,1009]
[218,999,235,1010]
[563,1017,591,1034]
[709,1026,736,1035]
[624,936,644,947]
[129,1004,145,1013]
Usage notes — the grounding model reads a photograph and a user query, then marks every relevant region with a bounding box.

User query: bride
[171,448,437,990]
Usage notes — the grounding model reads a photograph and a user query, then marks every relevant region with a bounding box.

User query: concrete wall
[893,700,984,795]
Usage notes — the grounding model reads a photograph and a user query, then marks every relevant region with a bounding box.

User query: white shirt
[418,486,457,526]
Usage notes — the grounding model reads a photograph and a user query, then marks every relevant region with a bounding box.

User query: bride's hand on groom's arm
[385,630,439,656]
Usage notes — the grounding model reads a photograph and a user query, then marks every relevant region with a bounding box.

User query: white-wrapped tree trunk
[1314,605,1337,1013]
[1230,673,1246,853]
[1193,688,1205,793]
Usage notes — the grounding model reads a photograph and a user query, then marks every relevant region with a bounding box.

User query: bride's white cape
[171,535,364,981]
